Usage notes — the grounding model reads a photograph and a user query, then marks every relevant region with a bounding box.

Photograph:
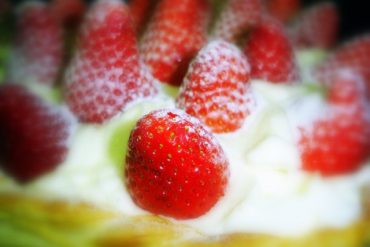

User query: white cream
[0,81,369,237]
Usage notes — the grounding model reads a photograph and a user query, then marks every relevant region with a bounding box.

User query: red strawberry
[299,71,369,176]
[265,0,301,23]
[140,0,210,86]
[244,18,299,83]
[0,84,75,183]
[315,35,370,97]
[212,0,263,43]
[51,0,86,27]
[290,2,338,49]
[7,1,64,86]
[177,40,253,133]
[125,109,229,219]
[128,0,158,34]
[66,0,157,124]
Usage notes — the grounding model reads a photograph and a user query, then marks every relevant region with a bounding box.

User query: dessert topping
[125,109,229,219]
[265,0,301,23]
[0,84,75,182]
[290,2,339,49]
[177,40,253,133]
[7,1,64,86]
[128,0,158,35]
[244,18,300,83]
[315,35,370,97]
[65,0,157,124]
[299,71,369,176]
[212,0,263,43]
[140,0,210,86]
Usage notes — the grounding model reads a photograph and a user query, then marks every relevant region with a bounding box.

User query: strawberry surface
[177,40,253,133]
[0,84,74,183]
[51,0,86,27]
[125,109,229,219]
[128,0,158,35]
[7,1,64,86]
[299,71,369,176]
[290,2,338,49]
[265,0,301,23]
[66,0,157,124]
[212,0,263,43]
[244,18,299,83]
[140,0,210,86]
[315,35,370,97]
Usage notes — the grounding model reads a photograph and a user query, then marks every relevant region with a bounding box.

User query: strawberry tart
[0,0,370,246]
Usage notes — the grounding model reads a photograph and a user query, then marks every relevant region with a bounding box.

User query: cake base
[1,194,369,247]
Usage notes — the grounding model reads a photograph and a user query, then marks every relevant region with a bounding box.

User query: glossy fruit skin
[140,0,210,86]
[0,85,74,183]
[290,2,338,49]
[315,35,370,97]
[125,109,229,219]
[212,0,263,43]
[66,0,157,124]
[244,18,299,83]
[177,40,253,133]
[299,71,369,176]
[8,1,64,86]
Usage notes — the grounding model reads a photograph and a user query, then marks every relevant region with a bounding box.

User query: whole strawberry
[314,35,370,97]
[7,1,64,86]
[244,18,299,83]
[66,0,157,124]
[290,2,338,49]
[177,40,253,133]
[125,109,229,219]
[299,71,369,176]
[140,0,210,86]
[0,84,75,182]
[212,0,263,43]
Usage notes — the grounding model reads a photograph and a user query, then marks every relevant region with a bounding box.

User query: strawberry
[128,0,158,34]
[314,35,370,97]
[177,40,253,133]
[212,0,263,43]
[290,2,338,49]
[140,0,210,86]
[244,18,299,83]
[125,109,229,219]
[0,84,75,183]
[65,0,157,124]
[51,0,86,27]
[265,0,301,23]
[299,71,369,176]
[7,1,64,86]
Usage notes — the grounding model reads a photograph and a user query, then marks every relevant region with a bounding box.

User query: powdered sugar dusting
[289,2,338,49]
[140,0,210,85]
[212,0,262,42]
[65,0,157,123]
[177,40,253,133]
[7,1,63,86]
[314,35,370,95]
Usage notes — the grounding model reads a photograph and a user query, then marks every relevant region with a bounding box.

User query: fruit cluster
[0,0,369,219]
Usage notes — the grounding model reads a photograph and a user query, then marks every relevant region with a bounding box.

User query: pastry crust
[1,193,369,247]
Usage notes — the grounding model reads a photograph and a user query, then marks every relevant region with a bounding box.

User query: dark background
[8,0,370,41]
